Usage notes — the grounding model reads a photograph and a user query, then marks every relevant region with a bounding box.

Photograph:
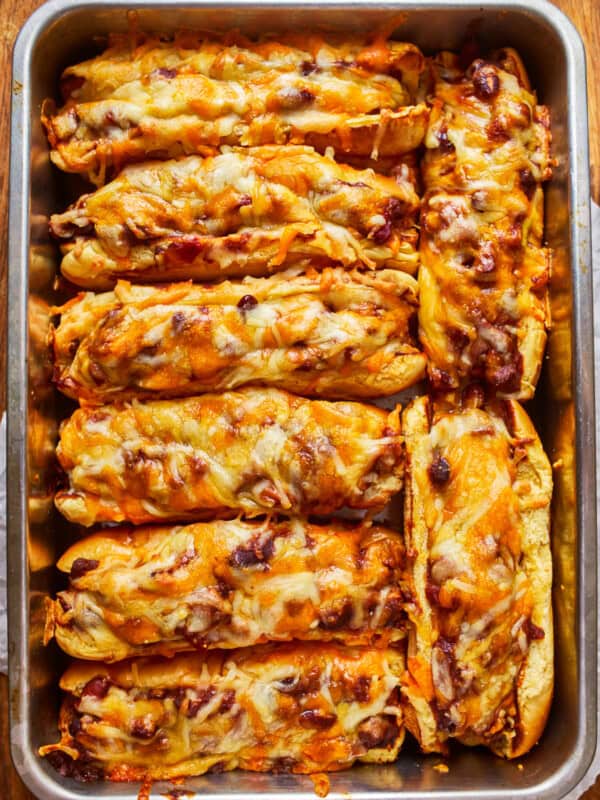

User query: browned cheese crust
[49,147,420,289]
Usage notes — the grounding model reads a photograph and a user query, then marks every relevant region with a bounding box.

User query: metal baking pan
[7,0,595,797]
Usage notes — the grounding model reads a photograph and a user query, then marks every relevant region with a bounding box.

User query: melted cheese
[40,643,405,780]
[43,32,428,181]
[59,32,425,101]
[52,268,425,404]
[54,387,403,526]
[402,396,552,755]
[51,146,420,288]
[418,50,551,399]
[46,518,406,660]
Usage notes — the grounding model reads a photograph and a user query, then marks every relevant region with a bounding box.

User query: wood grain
[0,0,598,797]
[553,0,600,201]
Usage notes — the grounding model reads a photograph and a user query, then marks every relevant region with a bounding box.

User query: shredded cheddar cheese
[50,146,420,288]
[46,517,407,660]
[39,644,405,780]
[43,32,429,182]
[54,388,403,526]
[52,268,425,404]
[418,49,551,399]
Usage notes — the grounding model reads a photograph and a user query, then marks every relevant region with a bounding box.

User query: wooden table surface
[0,0,598,797]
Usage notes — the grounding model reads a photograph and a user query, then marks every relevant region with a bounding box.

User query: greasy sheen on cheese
[52,268,426,404]
[401,395,553,758]
[54,388,403,527]
[45,518,407,660]
[418,48,551,399]
[42,30,428,183]
[50,146,420,289]
[39,644,405,781]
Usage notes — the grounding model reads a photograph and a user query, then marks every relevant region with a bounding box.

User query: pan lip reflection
[7,0,596,798]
